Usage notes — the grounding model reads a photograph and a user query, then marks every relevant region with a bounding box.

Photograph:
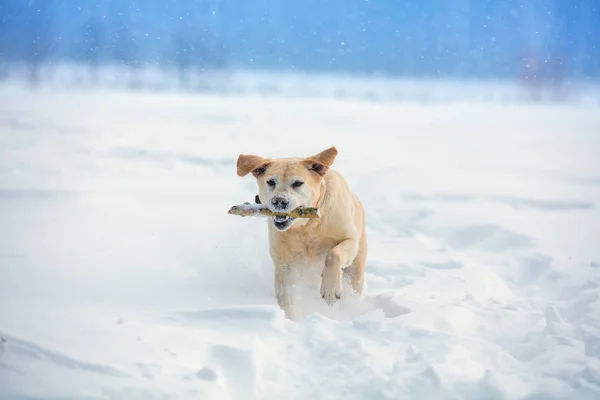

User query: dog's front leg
[321,238,359,305]
[274,263,293,319]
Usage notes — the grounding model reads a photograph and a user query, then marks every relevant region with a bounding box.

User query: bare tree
[82,17,105,84]
[25,2,54,88]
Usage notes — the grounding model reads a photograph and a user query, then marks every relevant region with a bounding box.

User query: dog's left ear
[237,154,271,177]
[303,146,338,177]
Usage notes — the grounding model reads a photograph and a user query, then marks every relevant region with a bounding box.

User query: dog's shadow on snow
[289,276,411,322]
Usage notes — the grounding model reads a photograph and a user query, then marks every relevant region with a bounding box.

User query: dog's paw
[320,267,343,306]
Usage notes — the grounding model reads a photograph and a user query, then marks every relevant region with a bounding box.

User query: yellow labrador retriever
[236,147,367,319]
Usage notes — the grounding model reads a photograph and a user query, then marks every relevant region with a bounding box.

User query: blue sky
[1,0,598,78]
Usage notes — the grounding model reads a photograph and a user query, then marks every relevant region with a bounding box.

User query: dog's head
[236,147,338,232]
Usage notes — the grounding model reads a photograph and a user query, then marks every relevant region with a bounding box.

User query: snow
[0,76,599,399]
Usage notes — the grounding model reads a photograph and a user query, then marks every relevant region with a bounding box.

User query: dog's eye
[291,180,304,188]
[266,179,276,188]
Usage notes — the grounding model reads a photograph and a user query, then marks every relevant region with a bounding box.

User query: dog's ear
[303,146,338,177]
[237,154,271,178]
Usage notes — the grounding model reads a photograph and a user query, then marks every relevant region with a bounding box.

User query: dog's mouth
[272,215,295,231]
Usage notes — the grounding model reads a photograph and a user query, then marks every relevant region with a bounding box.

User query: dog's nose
[271,196,289,210]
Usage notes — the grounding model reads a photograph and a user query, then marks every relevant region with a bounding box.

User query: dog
[236,146,367,319]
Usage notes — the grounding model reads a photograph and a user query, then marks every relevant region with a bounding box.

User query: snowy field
[1,76,600,399]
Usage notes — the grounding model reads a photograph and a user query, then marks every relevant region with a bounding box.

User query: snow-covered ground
[1,77,599,399]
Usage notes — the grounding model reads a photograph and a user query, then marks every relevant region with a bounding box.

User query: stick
[228,203,320,218]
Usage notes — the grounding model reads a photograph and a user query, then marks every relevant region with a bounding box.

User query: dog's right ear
[302,146,338,177]
[236,154,271,178]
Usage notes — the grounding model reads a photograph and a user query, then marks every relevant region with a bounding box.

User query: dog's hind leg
[346,230,367,296]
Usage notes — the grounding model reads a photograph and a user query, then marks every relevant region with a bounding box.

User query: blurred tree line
[0,0,598,88]
[0,0,228,89]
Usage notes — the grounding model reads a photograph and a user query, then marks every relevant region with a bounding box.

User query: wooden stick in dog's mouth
[228,203,320,218]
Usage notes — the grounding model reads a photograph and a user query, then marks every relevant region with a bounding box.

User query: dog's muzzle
[273,215,295,230]
[265,193,296,231]
[271,194,290,211]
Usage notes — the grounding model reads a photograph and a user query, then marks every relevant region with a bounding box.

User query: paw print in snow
[0,337,6,360]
